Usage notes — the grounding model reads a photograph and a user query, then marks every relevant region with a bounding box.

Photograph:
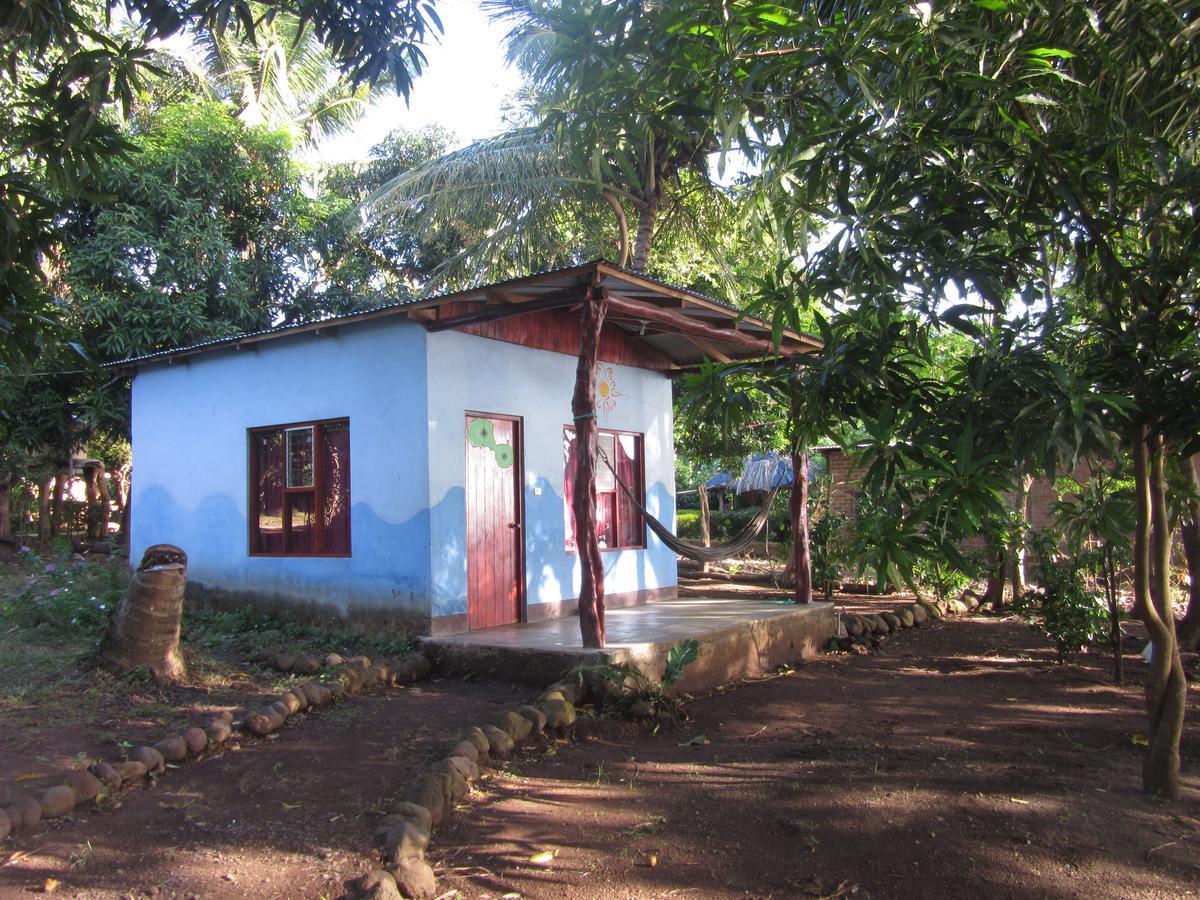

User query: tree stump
[99,544,188,681]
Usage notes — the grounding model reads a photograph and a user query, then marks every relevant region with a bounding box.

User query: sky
[319,0,523,163]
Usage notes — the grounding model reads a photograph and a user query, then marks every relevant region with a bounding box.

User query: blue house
[120,262,817,636]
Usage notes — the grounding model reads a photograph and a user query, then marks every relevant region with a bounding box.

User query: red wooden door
[465,413,524,629]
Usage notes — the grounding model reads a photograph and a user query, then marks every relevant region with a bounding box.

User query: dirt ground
[2,580,1198,899]
[0,677,532,898]
[431,610,1200,900]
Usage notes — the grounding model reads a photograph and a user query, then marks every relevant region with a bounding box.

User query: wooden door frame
[464,410,527,627]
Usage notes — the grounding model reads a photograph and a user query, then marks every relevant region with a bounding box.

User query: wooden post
[789,393,813,604]
[571,282,609,648]
[698,483,711,574]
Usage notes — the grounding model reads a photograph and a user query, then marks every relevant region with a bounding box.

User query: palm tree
[370,0,734,283]
[193,5,382,147]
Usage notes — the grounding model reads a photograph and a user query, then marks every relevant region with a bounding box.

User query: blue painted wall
[425,330,678,620]
[130,315,678,631]
[130,319,433,618]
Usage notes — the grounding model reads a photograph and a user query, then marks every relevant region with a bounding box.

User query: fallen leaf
[1131,733,1149,747]
[42,878,61,893]
[528,850,557,865]
[282,802,303,810]
[1009,798,1030,805]
[15,773,47,783]
[678,735,710,747]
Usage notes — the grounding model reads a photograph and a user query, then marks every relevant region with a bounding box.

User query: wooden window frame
[248,416,351,558]
[563,425,646,553]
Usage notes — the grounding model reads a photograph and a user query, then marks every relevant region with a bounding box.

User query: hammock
[598,450,780,563]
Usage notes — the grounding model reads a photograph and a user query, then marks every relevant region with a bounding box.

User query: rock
[0,807,10,842]
[39,785,76,818]
[274,653,296,672]
[404,776,446,826]
[429,761,468,801]
[896,608,915,628]
[864,615,885,634]
[482,726,514,757]
[244,709,279,736]
[357,869,401,900]
[450,741,479,763]
[540,699,577,733]
[206,719,233,744]
[89,762,123,791]
[300,683,331,707]
[628,700,655,720]
[183,727,209,754]
[293,654,321,675]
[280,692,303,714]
[389,858,437,900]
[403,653,431,680]
[217,710,234,723]
[129,746,165,774]
[880,612,902,633]
[60,770,103,803]
[288,688,309,710]
[910,603,929,624]
[538,689,566,703]
[0,786,12,807]
[371,664,394,686]
[386,802,433,836]
[499,711,532,741]
[4,795,40,830]
[154,736,189,762]
[516,705,547,735]
[383,821,429,864]
[445,755,480,782]
[345,655,372,669]
[463,727,489,756]
[914,597,941,620]
[844,616,865,638]
[545,680,583,703]
[113,760,148,783]
[324,653,344,668]
[269,700,292,719]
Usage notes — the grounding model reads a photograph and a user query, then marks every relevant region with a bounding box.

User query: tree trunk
[0,476,11,539]
[37,475,52,551]
[99,544,189,682]
[791,441,812,604]
[698,483,711,575]
[1104,543,1122,685]
[1014,474,1033,592]
[629,195,659,273]
[571,284,609,648]
[51,469,66,537]
[83,463,110,540]
[1134,427,1186,798]
[1175,455,1200,651]
[983,546,1006,610]
[113,464,132,547]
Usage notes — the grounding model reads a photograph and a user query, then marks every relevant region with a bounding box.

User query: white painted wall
[425,329,678,620]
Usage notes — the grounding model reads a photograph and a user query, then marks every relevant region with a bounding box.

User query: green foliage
[1013,531,1110,662]
[810,512,848,598]
[0,549,125,638]
[569,638,701,719]
[182,603,414,660]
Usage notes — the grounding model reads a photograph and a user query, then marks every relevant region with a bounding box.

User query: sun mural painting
[595,364,622,416]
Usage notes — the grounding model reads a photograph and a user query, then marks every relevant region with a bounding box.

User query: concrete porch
[422,597,836,694]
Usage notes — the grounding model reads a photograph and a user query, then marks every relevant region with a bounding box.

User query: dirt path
[0,678,530,899]
[433,614,1200,899]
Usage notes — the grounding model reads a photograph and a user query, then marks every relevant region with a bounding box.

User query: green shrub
[1013,531,1109,662]
[0,548,124,637]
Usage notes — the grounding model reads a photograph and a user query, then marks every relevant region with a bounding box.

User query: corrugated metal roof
[106,259,820,368]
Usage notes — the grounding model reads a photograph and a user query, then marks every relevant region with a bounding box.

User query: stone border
[351,678,586,900]
[0,650,433,845]
[829,589,985,652]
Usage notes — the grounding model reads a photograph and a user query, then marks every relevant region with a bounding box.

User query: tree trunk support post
[572,280,609,648]
[789,394,812,605]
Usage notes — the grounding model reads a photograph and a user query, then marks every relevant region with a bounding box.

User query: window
[250,418,350,556]
[563,426,644,551]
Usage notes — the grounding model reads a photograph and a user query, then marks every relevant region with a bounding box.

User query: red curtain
[320,422,351,553]
[254,431,285,553]
[615,434,643,548]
